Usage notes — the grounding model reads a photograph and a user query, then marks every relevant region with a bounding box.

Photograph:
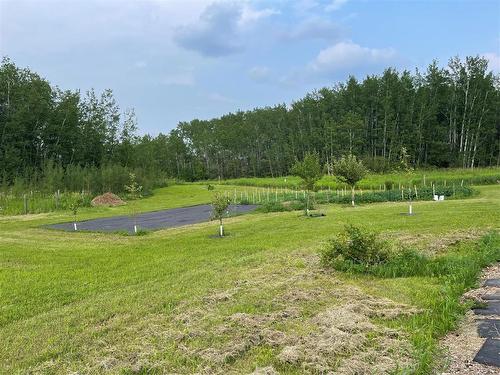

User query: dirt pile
[91,192,126,207]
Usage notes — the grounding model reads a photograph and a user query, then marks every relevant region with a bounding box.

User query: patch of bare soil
[91,192,126,207]
[440,263,500,375]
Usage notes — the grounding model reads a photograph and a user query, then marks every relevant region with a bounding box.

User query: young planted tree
[211,192,230,237]
[332,154,367,207]
[124,173,142,234]
[291,152,323,215]
[69,197,83,231]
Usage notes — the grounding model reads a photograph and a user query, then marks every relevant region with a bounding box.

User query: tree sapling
[124,173,142,234]
[211,192,230,237]
[291,152,323,215]
[69,197,83,231]
[331,154,367,207]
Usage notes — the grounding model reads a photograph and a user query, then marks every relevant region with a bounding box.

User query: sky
[1,0,499,135]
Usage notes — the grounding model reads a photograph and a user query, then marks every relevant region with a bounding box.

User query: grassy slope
[0,184,499,374]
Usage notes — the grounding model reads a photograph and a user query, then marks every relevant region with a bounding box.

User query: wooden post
[23,194,28,214]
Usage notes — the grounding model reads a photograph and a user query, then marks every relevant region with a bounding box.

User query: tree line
[175,56,499,179]
[0,56,498,191]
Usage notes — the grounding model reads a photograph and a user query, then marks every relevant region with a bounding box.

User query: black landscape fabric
[47,204,257,234]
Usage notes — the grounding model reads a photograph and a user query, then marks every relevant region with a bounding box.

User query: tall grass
[324,231,500,374]
[1,160,170,196]
[199,167,500,190]
[0,191,93,215]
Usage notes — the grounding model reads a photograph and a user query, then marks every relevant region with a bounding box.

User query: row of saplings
[292,153,367,215]
[213,153,369,237]
[68,153,386,235]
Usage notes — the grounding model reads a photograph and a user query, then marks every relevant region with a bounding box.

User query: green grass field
[200,167,500,190]
[1,183,499,374]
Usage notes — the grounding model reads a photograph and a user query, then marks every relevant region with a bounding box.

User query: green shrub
[321,225,390,268]
[312,185,474,205]
[324,231,500,279]
[288,200,306,211]
[384,180,394,190]
[258,201,291,213]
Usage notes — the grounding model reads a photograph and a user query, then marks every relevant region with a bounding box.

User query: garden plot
[47,204,257,233]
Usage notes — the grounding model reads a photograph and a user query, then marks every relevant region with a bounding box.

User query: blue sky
[1,0,499,135]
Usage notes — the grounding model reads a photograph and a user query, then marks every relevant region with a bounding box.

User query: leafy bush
[321,225,390,268]
[258,201,290,212]
[258,200,307,213]
[322,230,500,280]
[384,180,394,190]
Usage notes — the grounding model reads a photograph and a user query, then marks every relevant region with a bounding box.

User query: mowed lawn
[0,185,499,374]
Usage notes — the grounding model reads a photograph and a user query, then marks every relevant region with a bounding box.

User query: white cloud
[238,5,279,27]
[325,0,349,12]
[293,0,320,13]
[483,52,500,73]
[310,41,397,73]
[284,17,343,41]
